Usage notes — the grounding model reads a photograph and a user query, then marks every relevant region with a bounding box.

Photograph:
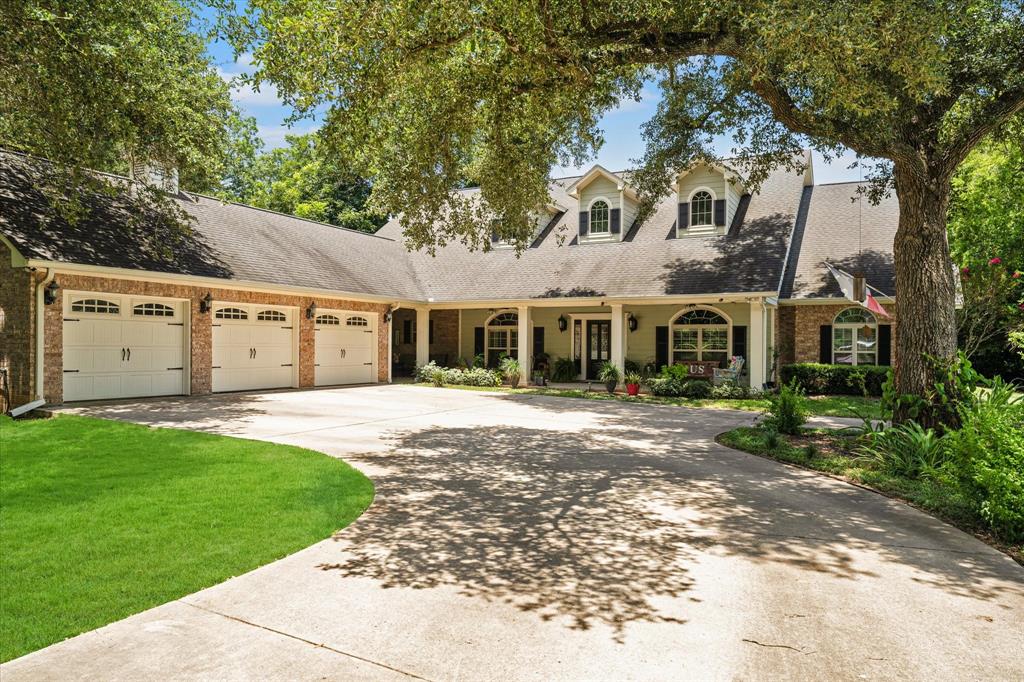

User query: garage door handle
[340,349,346,358]
[126,348,131,361]
[121,348,126,361]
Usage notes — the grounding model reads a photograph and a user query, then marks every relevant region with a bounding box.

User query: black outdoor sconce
[306,301,318,320]
[627,313,638,332]
[43,279,60,305]
[199,292,213,314]
[558,314,568,332]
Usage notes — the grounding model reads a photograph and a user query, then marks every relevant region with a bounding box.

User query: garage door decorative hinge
[212,365,222,369]
[280,363,293,367]
[364,362,373,366]
[281,326,292,329]
[166,367,184,371]
[63,369,79,373]
[167,322,184,326]
[63,318,80,322]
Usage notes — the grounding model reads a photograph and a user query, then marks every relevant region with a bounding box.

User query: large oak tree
[223,2,1023,420]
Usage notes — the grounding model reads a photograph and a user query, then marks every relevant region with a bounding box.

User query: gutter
[34,267,55,402]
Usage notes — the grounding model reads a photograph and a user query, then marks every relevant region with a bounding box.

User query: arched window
[589,200,610,234]
[256,310,287,322]
[833,307,877,365]
[690,190,713,227]
[346,316,369,327]
[671,307,730,366]
[71,298,120,314]
[215,307,247,320]
[315,314,340,326]
[486,311,519,367]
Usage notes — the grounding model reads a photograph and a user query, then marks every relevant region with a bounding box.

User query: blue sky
[207,37,864,184]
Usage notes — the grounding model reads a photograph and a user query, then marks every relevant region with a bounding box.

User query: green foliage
[763,380,807,435]
[0,0,238,196]
[780,363,889,397]
[708,384,757,399]
[225,133,386,232]
[763,428,781,452]
[598,362,620,392]
[859,422,948,478]
[648,375,713,399]
[551,357,578,382]
[415,361,503,387]
[624,370,643,386]
[499,356,522,386]
[943,379,1024,541]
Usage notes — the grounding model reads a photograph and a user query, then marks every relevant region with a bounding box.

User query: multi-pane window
[71,299,120,314]
[132,302,175,317]
[256,310,287,322]
[215,307,247,320]
[589,200,610,234]
[690,191,713,226]
[833,308,877,365]
[671,308,729,366]
[487,312,518,366]
[316,314,341,326]
[346,316,369,327]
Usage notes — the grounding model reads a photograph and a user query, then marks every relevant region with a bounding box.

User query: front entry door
[586,320,611,380]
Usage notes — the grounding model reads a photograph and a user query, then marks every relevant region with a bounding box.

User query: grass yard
[717,426,1023,564]
[0,415,374,663]
[426,383,883,419]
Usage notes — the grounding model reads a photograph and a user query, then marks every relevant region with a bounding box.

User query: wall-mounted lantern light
[627,313,638,332]
[43,279,60,305]
[306,301,318,320]
[384,311,392,323]
[558,314,568,332]
[199,292,213,314]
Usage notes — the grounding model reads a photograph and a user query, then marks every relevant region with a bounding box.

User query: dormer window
[690,190,714,227]
[589,200,610,235]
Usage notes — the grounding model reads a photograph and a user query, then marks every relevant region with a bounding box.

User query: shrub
[763,428,781,451]
[624,358,642,375]
[709,384,754,399]
[551,357,578,382]
[414,361,502,387]
[860,421,947,478]
[648,376,684,396]
[780,363,890,396]
[681,379,712,399]
[763,380,807,435]
[499,356,522,386]
[943,378,1024,541]
[598,362,620,392]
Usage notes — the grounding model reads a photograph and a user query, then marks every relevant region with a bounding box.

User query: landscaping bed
[0,415,374,662]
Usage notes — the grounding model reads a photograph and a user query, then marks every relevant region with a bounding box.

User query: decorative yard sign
[685,361,718,378]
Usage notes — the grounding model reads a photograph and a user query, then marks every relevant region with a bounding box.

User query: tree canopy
[0,0,236,192]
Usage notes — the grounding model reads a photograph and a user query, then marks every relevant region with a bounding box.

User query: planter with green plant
[624,370,643,396]
[598,361,620,394]
[499,356,522,387]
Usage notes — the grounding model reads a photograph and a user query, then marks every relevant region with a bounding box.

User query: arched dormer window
[832,307,877,365]
[690,190,713,227]
[589,199,610,235]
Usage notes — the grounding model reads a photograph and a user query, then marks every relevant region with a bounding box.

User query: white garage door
[212,304,295,392]
[63,293,187,402]
[314,311,377,386]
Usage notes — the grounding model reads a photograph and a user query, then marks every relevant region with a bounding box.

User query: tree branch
[942,85,1024,168]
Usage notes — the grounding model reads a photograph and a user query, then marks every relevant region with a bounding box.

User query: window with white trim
[316,314,340,326]
[486,312,519,367]
[690,190,713,227]
[215,307,248,320]
[833,308,877,365]
[346,316,369,327]
[132,302,175,317]
[671,308,729,366]
[71,299,120,314]
[589,200,610,234]
[256,310,287,322]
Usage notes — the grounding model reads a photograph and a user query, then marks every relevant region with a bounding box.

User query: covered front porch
[394,296,778,389]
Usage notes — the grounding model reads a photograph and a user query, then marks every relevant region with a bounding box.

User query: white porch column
[610,303,625,375]
[415,307,430,369]
[748,300,766,389]
[517,305,531,386]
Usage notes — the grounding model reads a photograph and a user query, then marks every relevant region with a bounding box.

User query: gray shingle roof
[779,182,898,299]
[1,150,897,303]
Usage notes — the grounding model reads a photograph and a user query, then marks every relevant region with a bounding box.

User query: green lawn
[426,383,883,418]
[0,415,374,663]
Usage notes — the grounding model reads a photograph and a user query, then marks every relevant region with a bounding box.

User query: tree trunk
[892,162,959,427]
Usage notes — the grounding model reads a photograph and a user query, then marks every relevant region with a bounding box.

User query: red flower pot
[626,383,640,396]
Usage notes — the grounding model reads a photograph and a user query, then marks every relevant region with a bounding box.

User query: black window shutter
[490,228,500,244]
[819,325,832,364]
[732,326,748,360]
[533,326,544,357]
[403,319,412,344]
[610,208,621,234]
[878,325,892,366]
[714,199,726,226]
[578,211,589,237]
[678,203,689,230]
[474,327,485,356]
[429,319,435,344]
[655,326,669,370]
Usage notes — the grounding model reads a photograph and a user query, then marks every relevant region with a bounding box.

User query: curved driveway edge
[5,385,1023,680]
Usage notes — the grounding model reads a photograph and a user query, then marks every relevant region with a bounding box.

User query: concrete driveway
[4,385,1023,680]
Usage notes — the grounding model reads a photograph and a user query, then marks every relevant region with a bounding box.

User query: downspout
[35,268,55,402]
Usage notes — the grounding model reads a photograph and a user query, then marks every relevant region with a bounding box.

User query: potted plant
[598,361,620,394]
[624,370,642,396]
[499,356,521,387]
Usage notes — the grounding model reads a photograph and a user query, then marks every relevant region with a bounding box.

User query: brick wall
[0,243,36,408]
[43,273,391,404]
[390,309,460,367]
[778,302,898,366]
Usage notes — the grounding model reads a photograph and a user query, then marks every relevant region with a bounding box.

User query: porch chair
[713,356,745,386]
